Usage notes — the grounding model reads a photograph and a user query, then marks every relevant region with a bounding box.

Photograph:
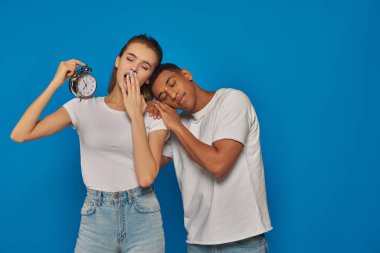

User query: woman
[11,34,167,253]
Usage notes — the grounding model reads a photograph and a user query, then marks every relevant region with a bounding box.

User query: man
[147,63,272,253]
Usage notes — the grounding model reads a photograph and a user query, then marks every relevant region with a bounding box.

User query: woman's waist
[85,185,155,205]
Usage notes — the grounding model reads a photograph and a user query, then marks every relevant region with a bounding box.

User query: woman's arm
[121,70,168,187]
[131,120,168,187]
[10,59,85,142]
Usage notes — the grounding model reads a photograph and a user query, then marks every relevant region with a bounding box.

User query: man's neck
[189,84,216,114]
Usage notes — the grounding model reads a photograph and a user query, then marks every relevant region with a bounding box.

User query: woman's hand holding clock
[51,59,85,89]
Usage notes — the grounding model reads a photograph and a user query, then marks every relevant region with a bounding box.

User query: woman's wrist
[48,80,63,91]
[129,112,144,123]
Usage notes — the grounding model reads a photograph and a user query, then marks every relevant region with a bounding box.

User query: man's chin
[162,101,180,110]
[181,105,193,113]
[172,105,182,110]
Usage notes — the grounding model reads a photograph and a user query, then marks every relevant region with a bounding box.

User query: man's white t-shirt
[63,97,167,192]
[163,88,272,244]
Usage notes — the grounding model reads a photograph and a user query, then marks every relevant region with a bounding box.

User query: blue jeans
[187,234,269,253]
[75,186,165,253]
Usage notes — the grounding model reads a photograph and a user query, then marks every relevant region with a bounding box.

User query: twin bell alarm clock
[69,65,97,99]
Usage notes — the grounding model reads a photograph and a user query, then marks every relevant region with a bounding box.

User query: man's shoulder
[215,88,251,107]
[216,88,248,99]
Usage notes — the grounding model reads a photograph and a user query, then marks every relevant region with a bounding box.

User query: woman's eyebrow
[142,60,152,68]
[126,53,152,67]
[126,53,136,58]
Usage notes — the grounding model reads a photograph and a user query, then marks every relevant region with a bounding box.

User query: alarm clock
[69,65,97,99]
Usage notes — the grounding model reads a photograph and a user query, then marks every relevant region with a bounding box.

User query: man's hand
[153,100,182,130]
[146,101,162,119]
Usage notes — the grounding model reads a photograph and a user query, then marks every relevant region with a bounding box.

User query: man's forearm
[172,123,223,177]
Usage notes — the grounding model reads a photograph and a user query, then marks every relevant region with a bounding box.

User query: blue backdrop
[1,0,379,252]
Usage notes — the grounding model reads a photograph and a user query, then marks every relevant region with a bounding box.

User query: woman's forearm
[130,115,159,187]
[11,82,60,142]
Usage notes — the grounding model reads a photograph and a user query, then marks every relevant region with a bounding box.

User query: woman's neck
[104,85,125,109]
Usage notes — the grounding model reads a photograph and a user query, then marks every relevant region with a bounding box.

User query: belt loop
[128,191,133,205]
[97,191,101,207]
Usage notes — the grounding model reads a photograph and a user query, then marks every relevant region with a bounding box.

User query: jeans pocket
[133,191,161,214]
[234,234,267,249]
[80,198,96,216]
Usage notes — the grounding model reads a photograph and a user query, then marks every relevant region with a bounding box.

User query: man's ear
[115,56,120,69]
[181,69,193,81]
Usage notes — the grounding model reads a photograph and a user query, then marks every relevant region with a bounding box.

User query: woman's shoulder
[65,96,102,105]
[143,112,167,131]
[143,111,162,123]
[63,97,104,114]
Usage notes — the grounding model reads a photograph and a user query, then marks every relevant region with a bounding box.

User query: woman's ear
[181,69,193,81]
[114,56,120,69]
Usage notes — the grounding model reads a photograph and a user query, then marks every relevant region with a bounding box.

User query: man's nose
[167,89,177,101]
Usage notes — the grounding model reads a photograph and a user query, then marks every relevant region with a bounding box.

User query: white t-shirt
[163,88,272,244]
[63,97,167,192]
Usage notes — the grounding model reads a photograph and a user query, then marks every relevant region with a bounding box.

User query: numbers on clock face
[77,74,96,97]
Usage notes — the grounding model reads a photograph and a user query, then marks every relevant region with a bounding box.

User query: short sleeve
[62,98,81,129]
[213,90,255,145]
[144,113,168,133]
[162,135,173,158]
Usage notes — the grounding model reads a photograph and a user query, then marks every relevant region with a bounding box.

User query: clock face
[77,74,97,97]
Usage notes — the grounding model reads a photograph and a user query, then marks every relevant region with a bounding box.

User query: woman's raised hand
[121,70,147,119]
[51,59,85,88]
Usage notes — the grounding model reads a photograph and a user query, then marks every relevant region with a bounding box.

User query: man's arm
[153,101,245,179]
[171,124,243,179]
[160,155,172,167]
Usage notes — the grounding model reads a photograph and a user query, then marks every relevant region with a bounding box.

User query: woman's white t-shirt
[63,97,167,192]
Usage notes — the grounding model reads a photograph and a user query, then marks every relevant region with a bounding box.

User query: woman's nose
[130,63,139,72]
[131,64,143,74]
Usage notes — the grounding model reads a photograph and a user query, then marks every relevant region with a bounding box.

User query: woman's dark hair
[147,63,182,98]
[107,34,163,100]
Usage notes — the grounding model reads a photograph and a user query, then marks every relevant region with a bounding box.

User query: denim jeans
[74,186,165,253]
[187,234,269,253]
